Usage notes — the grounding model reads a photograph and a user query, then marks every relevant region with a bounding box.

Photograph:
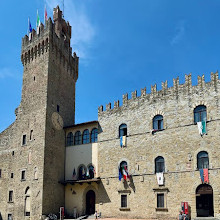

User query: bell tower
[19,6,78,218]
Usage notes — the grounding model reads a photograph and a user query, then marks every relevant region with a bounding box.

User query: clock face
[51,112,64,130]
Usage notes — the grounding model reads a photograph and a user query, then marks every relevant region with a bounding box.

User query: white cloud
[170,20,186,46]
[45,0,95,60]
[0,68,15,79]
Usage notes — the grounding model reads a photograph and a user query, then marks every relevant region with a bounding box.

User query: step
[194,217,219,220]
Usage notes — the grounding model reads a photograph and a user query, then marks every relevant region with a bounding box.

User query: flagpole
[63,0,64,18]
[27,17,29,35]
[36,10,38,29]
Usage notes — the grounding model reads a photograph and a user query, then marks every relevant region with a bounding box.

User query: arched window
[91,128,98,143]
[119,161,129,180]
[78,165,86,180]
[25,187,31,216]
[194,105,207,123]
[120,161,128,170]
[74,131,81,145]
[119,124,127,137]
[153,115,163,130]
[83,129,90,144]
[66,132,73,146]
[197,151,209,169]
[88,164,95,179]
[155,156,165,173]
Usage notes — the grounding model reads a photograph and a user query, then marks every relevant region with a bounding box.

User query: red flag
[44,6,48,24]
[203,168,209,183]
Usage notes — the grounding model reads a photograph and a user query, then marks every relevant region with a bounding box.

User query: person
[178,210,184,220]
[94,211,98,219]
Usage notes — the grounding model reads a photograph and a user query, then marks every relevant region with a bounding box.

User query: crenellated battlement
[98,72,219,114]
[21,6,78,81]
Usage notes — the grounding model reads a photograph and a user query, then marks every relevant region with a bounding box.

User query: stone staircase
[194,217,219,220]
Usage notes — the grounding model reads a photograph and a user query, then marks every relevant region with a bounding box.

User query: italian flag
[44,5,48,24]
[122,165,130,180]
[37,10,40,28]
[122,169,127,180]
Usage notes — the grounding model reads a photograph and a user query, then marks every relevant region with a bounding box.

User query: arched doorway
[196,184,213,217]
[86,190,95,215]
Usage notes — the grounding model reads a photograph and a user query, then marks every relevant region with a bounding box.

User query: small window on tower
[21,170,26,181]
[8,191,13,202]
[30,130,33,140]
[11,173,14,178]
[8,214,12,220]
[57,105,60,112]
[22,135,27,146]
[0,169,2,178]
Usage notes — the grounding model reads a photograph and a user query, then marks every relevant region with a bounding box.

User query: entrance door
[196,184,214,217]
[86,190,95,215]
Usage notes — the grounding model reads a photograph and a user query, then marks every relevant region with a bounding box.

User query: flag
[202,121,206,134]
[120,136,123,147]
[122,168,127,180]
[156,172,164,185]
[200,169,204,183]
[28,18,32,41]
[72,168,76,179]
[28,18,32,33]
[203,168,209,183]
[118,167,122,181]
[36,10,40,34]
[124,165,130,179]
[122,136,126,147]
[44,5,48,24]
[197,122,203,135]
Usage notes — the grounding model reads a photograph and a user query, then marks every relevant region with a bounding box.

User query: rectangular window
[30,130,33,140]
[9,191,13,202]
[22,135,26,145]
[21,170,26,180]
[0,169,1,178]
[157,193,164,208]
[11,173,13,178]
[121,195,127,208]
[57,105,60,112]
[8,214,12,220]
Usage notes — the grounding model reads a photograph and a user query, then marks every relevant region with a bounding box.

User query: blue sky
[1,0,220,132]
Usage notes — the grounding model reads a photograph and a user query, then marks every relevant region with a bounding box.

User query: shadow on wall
[0,212,2,220]
[98,180,111,204]
[128,176,136,193]
[122,176,136,193]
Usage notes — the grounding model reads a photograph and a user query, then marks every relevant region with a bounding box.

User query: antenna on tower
[63,0,64,18]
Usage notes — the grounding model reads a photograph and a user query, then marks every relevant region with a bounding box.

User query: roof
[64,120,98,129]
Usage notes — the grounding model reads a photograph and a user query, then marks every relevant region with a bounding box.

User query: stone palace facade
[0,6,220,220]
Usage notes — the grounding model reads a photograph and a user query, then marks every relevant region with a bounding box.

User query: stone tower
[0,6,78,220]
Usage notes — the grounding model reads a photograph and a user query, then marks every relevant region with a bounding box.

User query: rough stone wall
[0,7,78,220]
[97,73,220,219]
